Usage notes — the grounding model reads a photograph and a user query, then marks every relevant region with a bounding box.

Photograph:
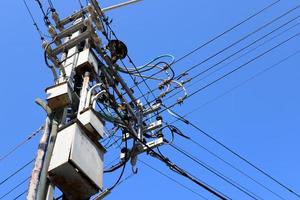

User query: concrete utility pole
[27,1,169,199]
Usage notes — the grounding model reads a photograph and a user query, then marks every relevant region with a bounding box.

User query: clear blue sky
[0,0,300,199]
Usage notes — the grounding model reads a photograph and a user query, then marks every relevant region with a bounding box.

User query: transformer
[48,122,106,200]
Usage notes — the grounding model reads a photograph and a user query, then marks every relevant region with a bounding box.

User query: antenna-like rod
[102,0,143,12]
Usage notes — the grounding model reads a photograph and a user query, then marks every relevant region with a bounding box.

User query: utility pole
[27,1,168,199]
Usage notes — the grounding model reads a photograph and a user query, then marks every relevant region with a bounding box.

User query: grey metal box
[46,81,72,110]
[78,108,104,140]
[76,48,99,76]
[48,122,104,200]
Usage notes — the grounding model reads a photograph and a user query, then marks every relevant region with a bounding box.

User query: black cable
[187,137,286,200]
[193,122,300,199]
[0,176,30,199]
[181,47,300,126]
[35,0,51,26]
[155,30,300,117]
[23,0,45,40]
[139,159,209,200]
[90,0,158,107]
[132,3,300,102]
[167,107,300,199]
[111,104,230,199]
[173,0,281,65]
[0,159,34,186]
[78,0,84,9]
[166,14,300,101]
[169,143,262,200]
[106,134,129,192]
[12,190,27,200]
[157,153,230,200]
[48,0,55,11]
[175,3,300,80]
[108,159,127,191]
[0,126,43,163]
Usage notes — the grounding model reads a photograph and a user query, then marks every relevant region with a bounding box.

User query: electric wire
[133,4,300,102]
[175,4,300,79]
[173,0,281,65]
[0,176,30,199]
[115,173,135,187]
[181,47,300,121]
[169,143,262,200]
[23,0,46,40]
[173,34,300,123]
[89,0,158,106]
[166,15,300,101]
[187,137,286,200]
[189,118,300,199]
[155,30,300,118]
[139,159,209,200]
[0,159,34,186]
[111,106,230,199]
[0,126,43,163]
[12,190,27,200]
[35,0,51,26]
[167,106,300,199]
[48,0,55,11]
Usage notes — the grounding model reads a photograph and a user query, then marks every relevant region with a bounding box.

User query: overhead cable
[139,159,209,200]
[0,159,34,186]
[173,0,281,65]
[0,126,43,163]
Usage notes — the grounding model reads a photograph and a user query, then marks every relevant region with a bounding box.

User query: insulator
[48,25,57,38]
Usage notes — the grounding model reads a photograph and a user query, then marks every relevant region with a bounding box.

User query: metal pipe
[26,118,51,200]
[102,0,143,12]
[36,118,59,200]
[78,72,91,114]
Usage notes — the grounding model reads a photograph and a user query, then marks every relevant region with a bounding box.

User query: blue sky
[0,0,300,199]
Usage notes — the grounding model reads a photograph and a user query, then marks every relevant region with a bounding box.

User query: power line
[139,159,209,200]
[0,176,30,199]
[186,137,286,200]
[166,14,300,100]
[173,0,281,65]
[174,3,300,79]
[167,107,300,199]
[0,159,34,186]
[90,0,157,107]
[0,126,43,163]
[12,190,27,200]
[179,48,300,123]
[169,143,262,200]
[186,18,300,91]
[121,0,282,100]
[189,123,300,199]
[131,3,300,106]
[156,30,300,118]
[111,107,230,199]
[23,0,46,40]
[160,50,300,199]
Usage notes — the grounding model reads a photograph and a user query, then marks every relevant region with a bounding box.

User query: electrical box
[76,48,99,78]
[78,108,104,141]
[46,81,72,110]
[48,122,105,200]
